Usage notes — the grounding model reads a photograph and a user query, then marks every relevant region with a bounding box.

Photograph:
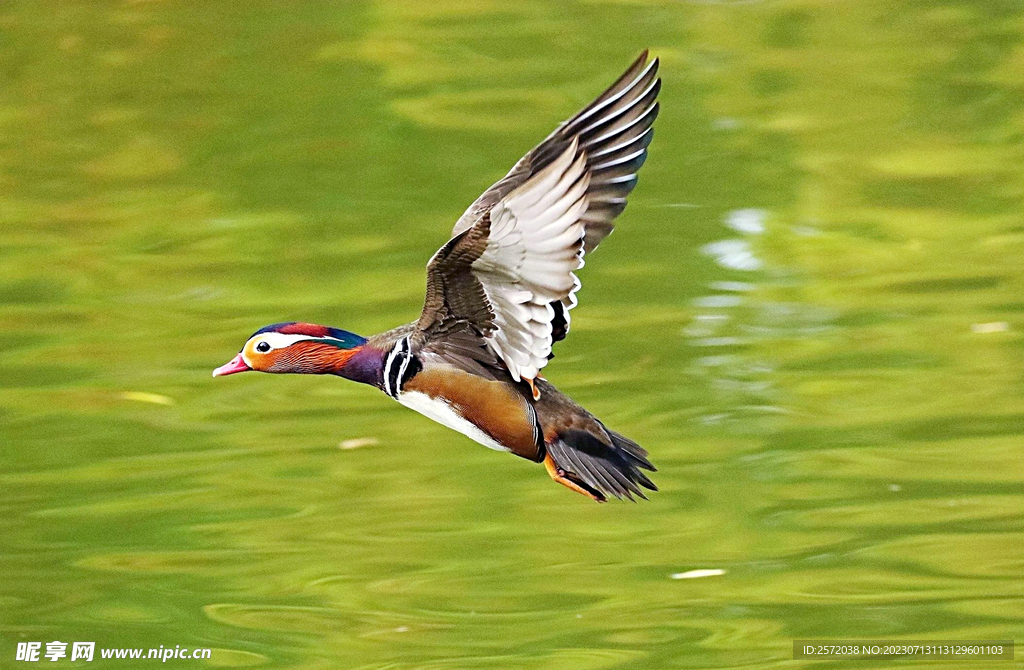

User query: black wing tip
[648,100,662,126]
[638,52,660,79]
[633,48,656,64]
[625,49,649,72]
[649,76,663,99]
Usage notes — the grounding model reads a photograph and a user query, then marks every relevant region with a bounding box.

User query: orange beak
[212,353,251,377]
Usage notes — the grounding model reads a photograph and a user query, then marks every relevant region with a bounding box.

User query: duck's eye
[256,341,271,353]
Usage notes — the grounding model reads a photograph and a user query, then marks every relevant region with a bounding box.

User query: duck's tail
[545,427,657,502]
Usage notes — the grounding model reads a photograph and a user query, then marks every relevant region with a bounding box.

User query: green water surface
[2,1,1023,668]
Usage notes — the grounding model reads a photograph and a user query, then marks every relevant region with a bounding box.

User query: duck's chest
[381,338,541,460]
[396,390,511,452]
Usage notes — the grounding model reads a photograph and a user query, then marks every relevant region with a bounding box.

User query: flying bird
[214,52,661,501]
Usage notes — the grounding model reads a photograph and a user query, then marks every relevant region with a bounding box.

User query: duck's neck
[333,345,386,387]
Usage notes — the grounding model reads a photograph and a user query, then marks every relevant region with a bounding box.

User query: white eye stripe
[251,332,345,350]
[253,333,318,350]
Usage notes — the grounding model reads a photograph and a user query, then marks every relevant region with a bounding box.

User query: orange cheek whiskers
[323,344,362,372]
[275,343,363,374]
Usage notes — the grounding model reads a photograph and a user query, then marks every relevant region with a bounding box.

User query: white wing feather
[472,138,589,381]
[422,54,660,383]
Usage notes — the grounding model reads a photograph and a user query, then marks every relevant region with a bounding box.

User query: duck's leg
[525,377,541,401]
[543,453,606,502]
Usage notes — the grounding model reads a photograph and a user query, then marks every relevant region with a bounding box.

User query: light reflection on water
[2,0,1023,668]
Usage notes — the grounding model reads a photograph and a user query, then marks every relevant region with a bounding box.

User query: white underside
[396,391,510,452]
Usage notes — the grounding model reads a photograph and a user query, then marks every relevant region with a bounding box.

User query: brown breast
[403,366,541,461]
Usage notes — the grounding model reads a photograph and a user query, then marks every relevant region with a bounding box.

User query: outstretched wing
[416,51,660,383]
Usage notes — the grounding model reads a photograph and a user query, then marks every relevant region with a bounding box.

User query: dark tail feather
[547,429,657,502]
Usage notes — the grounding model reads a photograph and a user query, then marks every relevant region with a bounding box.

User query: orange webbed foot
[543,453,606,502]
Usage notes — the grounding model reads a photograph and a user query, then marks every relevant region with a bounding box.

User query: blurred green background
[2,0,1023,668]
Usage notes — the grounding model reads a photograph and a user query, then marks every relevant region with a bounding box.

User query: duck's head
[213,322,367,377]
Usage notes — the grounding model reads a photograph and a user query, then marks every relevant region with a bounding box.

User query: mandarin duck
[214,52,660,501]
